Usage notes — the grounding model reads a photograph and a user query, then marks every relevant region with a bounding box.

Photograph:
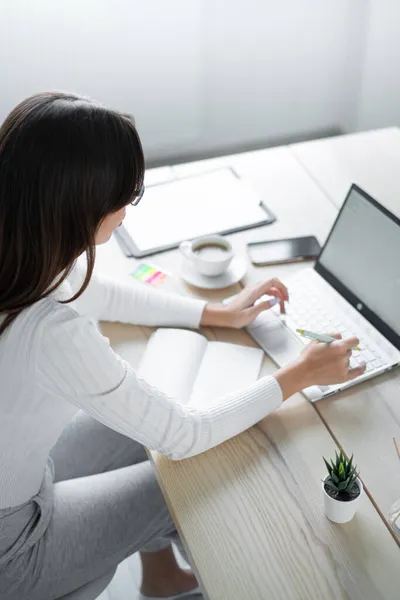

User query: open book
[138,329,264,407]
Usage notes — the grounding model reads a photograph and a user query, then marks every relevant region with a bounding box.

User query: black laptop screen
[315,185,400,349]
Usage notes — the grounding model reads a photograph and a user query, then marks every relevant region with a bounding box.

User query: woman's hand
[200,279,289,329]
[275,336,367,400]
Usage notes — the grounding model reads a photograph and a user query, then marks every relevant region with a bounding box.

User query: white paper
[189,342,264,407]
[144,167,175,187]
[137,328,264,407]
[123,169,267,252]
[137,329,207,401]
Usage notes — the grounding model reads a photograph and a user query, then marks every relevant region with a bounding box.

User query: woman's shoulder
[3,294,93,356]
[33,295,98,346]
[33,294,126,399]
[0,295,95,388]
[25,294,81,330]
[28,297,107,381]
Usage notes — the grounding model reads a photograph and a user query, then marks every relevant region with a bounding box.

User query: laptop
[244,184,400,401]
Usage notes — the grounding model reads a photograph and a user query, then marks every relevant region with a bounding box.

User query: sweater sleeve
[67,260,206,329]
[37,305,283,460]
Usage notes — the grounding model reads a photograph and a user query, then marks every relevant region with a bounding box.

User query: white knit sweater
[0,263,282,508]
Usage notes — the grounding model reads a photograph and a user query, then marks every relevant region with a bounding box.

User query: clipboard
[115,168,276,258]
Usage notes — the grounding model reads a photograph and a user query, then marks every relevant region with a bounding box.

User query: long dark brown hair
[0,92,144,334]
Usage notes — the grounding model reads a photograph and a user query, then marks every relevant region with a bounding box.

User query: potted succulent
[322,447,363,523]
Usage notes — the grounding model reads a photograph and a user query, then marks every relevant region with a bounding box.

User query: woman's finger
[233,282,263,307]
[346,363,367,381]
[266,278,289,301]
[244,300,272,322]
[251,279,289,304]
[251,281,275,304]
[267,286,286,314]
[268,286,284,301]
[338,336,360,352]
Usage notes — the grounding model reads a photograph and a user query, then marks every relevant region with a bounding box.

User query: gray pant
[0,412,181,600]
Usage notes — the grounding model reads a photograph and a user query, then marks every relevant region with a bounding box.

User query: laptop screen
[316,185,400,347]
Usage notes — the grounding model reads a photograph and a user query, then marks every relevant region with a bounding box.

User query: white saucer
[181,256,247,290]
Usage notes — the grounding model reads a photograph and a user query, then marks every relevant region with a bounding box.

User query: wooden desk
[289,127,400,217]
[287,127,400,528]
[97,140,400,600]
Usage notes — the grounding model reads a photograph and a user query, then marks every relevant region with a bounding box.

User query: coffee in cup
[194,242,230,261]
[180,235,233,276]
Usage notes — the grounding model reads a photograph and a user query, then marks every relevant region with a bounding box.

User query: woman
[0,92,365,600]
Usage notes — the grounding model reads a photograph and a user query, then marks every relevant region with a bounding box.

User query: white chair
[57,570,115,600]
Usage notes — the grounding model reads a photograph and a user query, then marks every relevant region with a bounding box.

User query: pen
[296,328,361,351]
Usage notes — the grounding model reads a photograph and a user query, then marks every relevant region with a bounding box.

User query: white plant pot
[322,476,363,523]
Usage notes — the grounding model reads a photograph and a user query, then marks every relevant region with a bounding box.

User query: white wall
[0,0,396,164]
[0,0,205,156]
[199,0,365,149]
[355,0,400,131]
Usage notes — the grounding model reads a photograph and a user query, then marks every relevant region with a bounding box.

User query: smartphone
[247,236,321,266]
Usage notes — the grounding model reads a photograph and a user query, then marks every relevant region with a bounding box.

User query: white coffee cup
[179,235,233,277]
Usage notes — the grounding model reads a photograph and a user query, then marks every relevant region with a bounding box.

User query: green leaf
[347,454,354,474]
[323,457,333,476]
[348,466,358,481]
[331,473,340,485]
[325,479,338,491]
[325,449,358,490]
[335,451,340,468]
[338,478,350,491]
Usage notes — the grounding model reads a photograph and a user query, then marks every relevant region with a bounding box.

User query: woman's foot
[140,568,198,598]
[140,546,198,598]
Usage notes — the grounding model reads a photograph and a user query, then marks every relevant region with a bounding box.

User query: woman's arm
[37,305,284,460]
[68,260,206,329]
[38,304,364,461]
[68,261,290,330]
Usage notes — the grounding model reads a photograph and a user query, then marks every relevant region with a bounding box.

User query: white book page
[189,342,264,407]
[122,169,266,252]
[137,329,207,402]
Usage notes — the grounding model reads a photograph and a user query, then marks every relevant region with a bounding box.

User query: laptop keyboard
[274,272,390,373]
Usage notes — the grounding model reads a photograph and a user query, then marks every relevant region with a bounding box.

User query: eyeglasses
[130,184,145,207]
